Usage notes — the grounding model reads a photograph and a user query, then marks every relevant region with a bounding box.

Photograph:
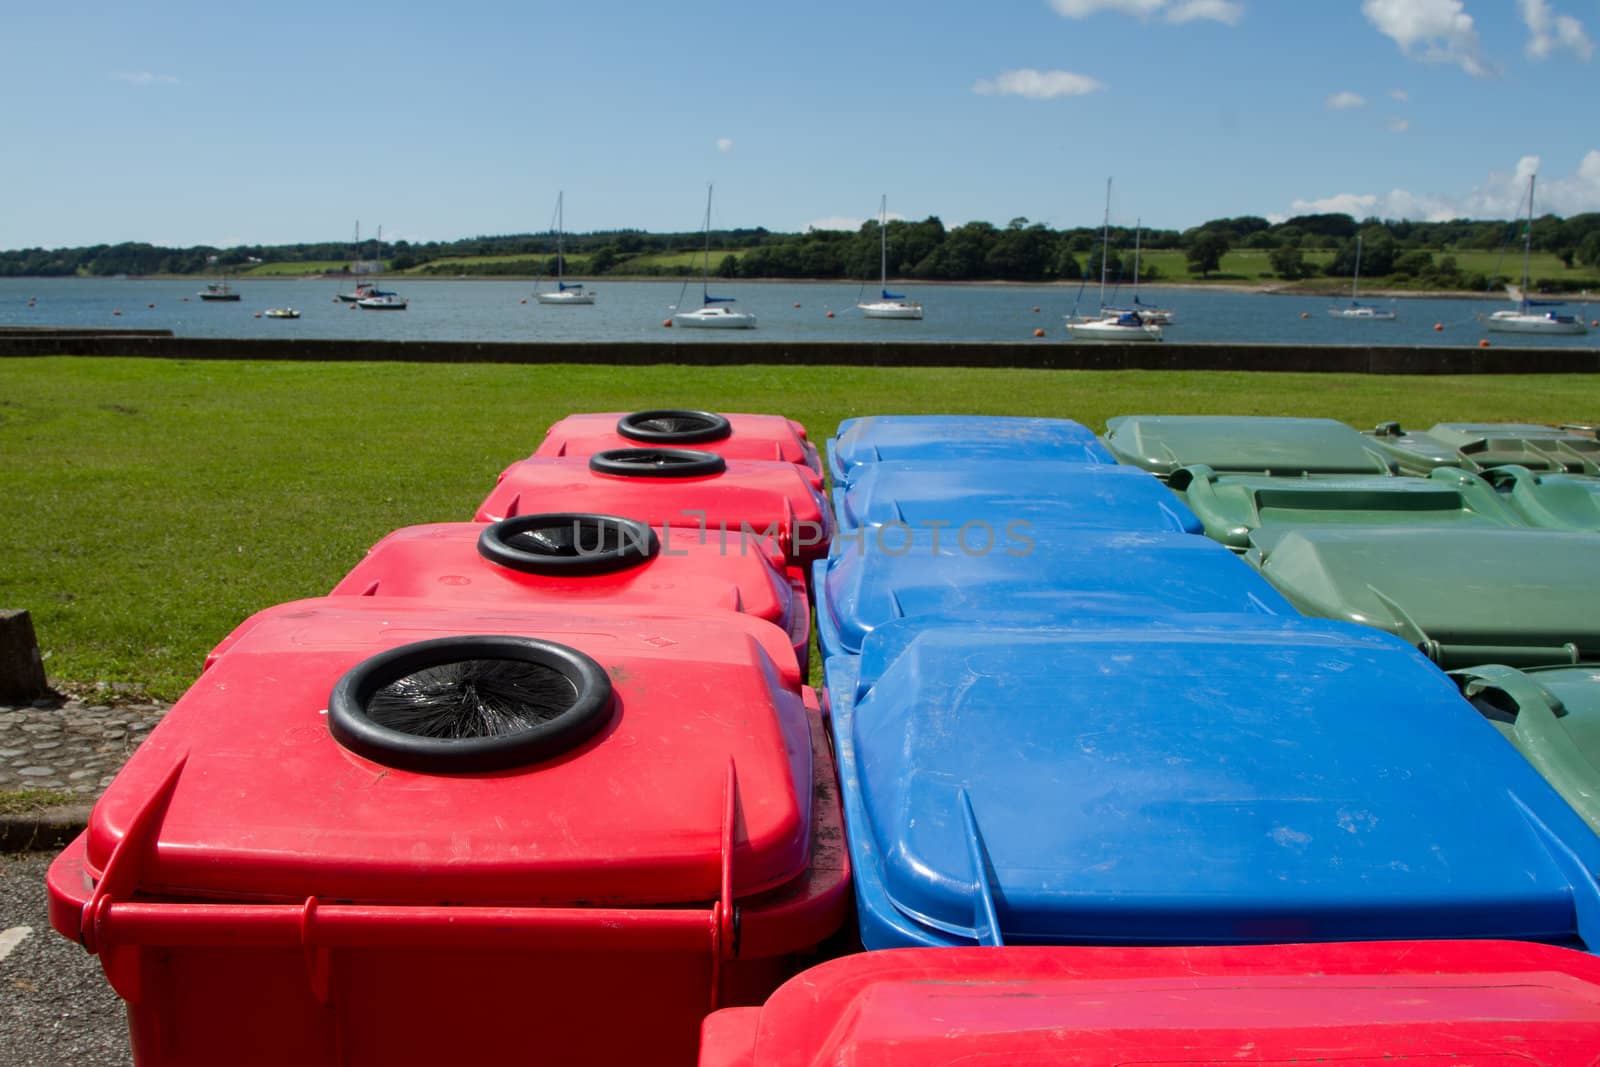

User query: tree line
[5,211,1600,289]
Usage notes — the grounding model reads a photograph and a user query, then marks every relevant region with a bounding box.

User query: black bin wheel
[617,409,732,444]
[329,636,613,773]
[478,513,659,575]
[588,448,727,478]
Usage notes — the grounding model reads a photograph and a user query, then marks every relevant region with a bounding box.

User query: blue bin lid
[831,460,1201,535]
[815,528,1292,659]
[828,416,1115,484]
[828,615,1600,949]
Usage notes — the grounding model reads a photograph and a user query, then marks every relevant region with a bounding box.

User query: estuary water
[2,276,1597,348]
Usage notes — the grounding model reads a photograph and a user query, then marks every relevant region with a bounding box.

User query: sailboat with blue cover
[1328,234,1396,320]
[672,184,756,329]
[1486,175,1588,335]
[857,195,923,320]
[535,191,596,306]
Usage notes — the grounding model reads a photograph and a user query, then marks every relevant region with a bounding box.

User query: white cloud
[1164,0,1244,25]
[1326,91,1367,110]
[1286,151,1600,221]
[805,216,866,232]
[715,137,733,153]
[1048,0,1241,23]
[1519,0,1593,60]
[1361,0,1492,77]
[1389,88,1409,101]
[111,71,178,86]
[1387,117,1412,132]
[973,68,1106,99]
[805,211,906,233]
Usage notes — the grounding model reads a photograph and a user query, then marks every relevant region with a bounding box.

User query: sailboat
[1101,219,1174,325]
[1485,175,1589,336]
[353,225,408,309]
[1328,234,1397,320]
[338,222,399,303]
[857,195,922,320]
[535,191,595,306]
[672,184,756,329]
[1065,179,1162,342]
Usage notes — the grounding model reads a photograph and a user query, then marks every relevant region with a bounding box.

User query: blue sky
[2,0,1596,249]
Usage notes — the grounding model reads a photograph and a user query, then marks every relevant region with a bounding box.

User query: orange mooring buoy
[147,303,155,309]
[253,312,262,318]
[520,298,527,304]
[793,302,801,308]
[663,319,672,327]
[1033,328,1045,337]
[1032,306,1041,313]
[1300,312,1310,319]
[1479,339,1491,347]
[1434,323,1443,331]
[826,311,834,318]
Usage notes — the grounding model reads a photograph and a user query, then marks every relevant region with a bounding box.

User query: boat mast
[1133,218,1142,304]
[1352,234,1362,303]
[1098,178,1111,308]
[555,191,565,288]
[701,183,714,304]
[879,194,888,293]
[1521,175,1536,309]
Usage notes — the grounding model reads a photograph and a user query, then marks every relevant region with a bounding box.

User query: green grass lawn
[3,356,1598,699]
[243,260,351,277]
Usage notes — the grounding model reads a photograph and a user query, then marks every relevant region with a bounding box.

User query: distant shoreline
[11,273,1596,304]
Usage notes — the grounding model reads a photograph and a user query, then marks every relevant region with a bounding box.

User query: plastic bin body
[814,527,1293,659]
[1485,465,1600,530]
[1103,415,1395,480]
[475,456,832,565]
[535,411,823,480]
[822,614,1600,949]
[1454,662,1600,834]
[47,598,848,1067]
[1246,526,1600,667]
[1368,421,1600,475]
[699,941,1600,1067]
[827,415,1115,485]
[329,521,810,672]
[1171,464,1521,549]
[831,460,1201,535]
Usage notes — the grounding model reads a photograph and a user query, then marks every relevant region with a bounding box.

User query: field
[242,260,350,277]
[2,356,1597,699]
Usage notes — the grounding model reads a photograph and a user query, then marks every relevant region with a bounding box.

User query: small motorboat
[263,308,300,319]
[357,293,408,310]
[199,280,240,302]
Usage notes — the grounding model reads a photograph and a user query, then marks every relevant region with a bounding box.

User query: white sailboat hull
[858,300,923,319]
[536,290,596,305]
[1065,316,1163,342]
[673,306,757,329]
[1328,306,1397,321]
[1486,310,1589,335]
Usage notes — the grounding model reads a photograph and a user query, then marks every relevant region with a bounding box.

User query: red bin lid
[329,520,807,671]
[84,598,816,908]
[700,941,1600,1066]
[475,454,832,564]
[536,411,822,479]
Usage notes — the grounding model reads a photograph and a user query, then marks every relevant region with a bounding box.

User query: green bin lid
[1171,465,1520,549]
[1483,466,1600,531]
[1367,422,1600,475]
[1246,526,1600,668]
[1104,416,1395,480]
[1452,663,1600,836]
